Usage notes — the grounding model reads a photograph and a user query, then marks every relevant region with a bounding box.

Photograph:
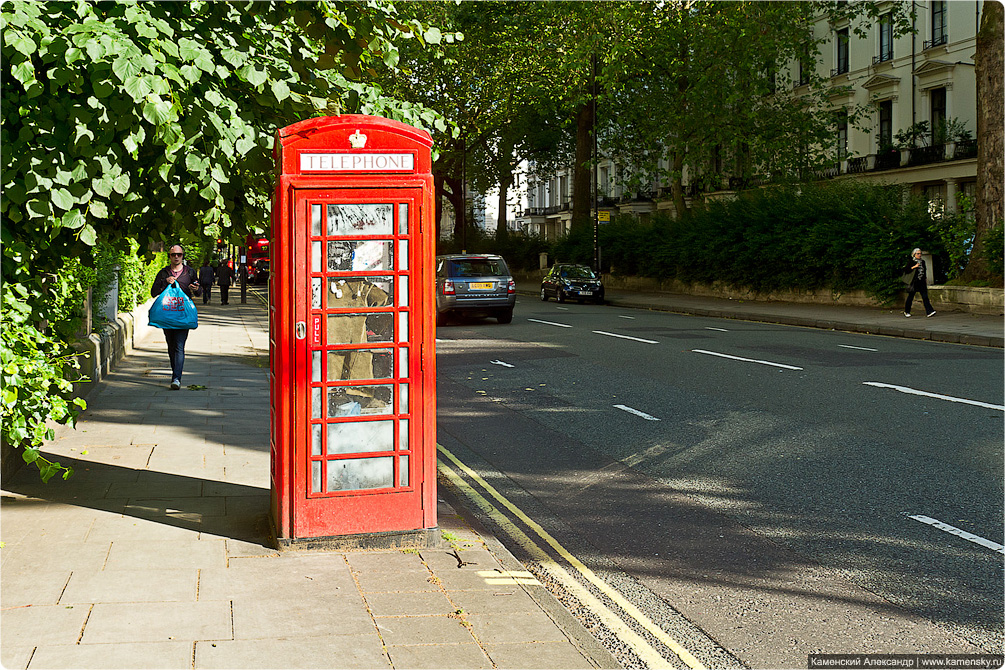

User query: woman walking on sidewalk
[902,248,936,318]
[151,245,201,389]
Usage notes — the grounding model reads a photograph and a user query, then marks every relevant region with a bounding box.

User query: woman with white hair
[902,248,936,318]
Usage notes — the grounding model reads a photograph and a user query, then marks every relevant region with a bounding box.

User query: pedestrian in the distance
[198,258,215,305]
[903,247,936,318]
[151,245,201,389]
[216,258,234,305]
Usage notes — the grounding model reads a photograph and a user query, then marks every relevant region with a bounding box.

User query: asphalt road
[435,297,1004,668]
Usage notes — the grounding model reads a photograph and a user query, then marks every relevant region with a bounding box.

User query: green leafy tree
[1,0,451,479]
[602,1,916,216]
[383,2,592,240]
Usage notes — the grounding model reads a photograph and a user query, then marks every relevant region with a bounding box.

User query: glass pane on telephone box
[308,201,412,495]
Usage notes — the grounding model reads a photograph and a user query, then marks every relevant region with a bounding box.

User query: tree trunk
[496,139,515,242]
[963,1,1003,282]
[496,179,512,242]
[571,100,594,232]
[433,173,445,242]
[441,175,465,240]
[670,153,688,217]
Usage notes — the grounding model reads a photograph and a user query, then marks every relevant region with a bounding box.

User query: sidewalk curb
[517,290,1005,348]
[437,473,622,670]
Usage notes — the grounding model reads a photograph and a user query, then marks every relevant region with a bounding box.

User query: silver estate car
[435,254,516,325]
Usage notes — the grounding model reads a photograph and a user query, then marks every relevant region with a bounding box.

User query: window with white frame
[878,100,894,149]
[930,87,947,143]
[927,1,947,48]
[836,110,849,161]
[877,13,893,63]
[834,27,850,75]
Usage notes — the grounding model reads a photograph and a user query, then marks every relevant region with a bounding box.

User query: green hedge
[456,181,952,303]
[642,181,939,301]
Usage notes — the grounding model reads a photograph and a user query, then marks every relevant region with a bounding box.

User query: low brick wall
[515,271,1004,315]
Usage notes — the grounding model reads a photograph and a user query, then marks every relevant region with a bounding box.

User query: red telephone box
[270,115,437,548]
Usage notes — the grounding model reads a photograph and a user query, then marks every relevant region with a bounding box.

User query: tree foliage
[601,1,916,214]
[382,2,600,238]
[1,0,453,478]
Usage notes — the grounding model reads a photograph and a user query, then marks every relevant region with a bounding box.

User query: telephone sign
[270,115,437,547]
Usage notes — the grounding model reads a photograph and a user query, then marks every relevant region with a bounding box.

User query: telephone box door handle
[295,321,306,340]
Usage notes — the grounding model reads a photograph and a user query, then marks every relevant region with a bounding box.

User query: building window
[926,1,948,49]
[875,13,893,63]
[833,27,850,75]
[878,100,893,149]
[799,59,810,86]
[836,110,849,161]
[930,87,947,143]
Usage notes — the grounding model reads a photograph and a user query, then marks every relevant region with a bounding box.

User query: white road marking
[839,344,878,351]
[490,360,515,368]
[692,349,803,370]
[863,382,1005,411]
[907,514,1005,554]
[705,327,729,332]
[618,315,636,319]
[593,330,659,344]
[614,405,661,421]
[528,318,572,328]
[556,306,570,311]
[438,446,705,669]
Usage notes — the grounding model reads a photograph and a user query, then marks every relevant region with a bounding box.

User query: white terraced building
[512,0,983,241]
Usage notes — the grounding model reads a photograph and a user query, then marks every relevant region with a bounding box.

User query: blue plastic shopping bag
[149,284,199,330]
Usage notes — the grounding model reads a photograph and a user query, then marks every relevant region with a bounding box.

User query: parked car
[435,254,516,325]
[540,264,605,304]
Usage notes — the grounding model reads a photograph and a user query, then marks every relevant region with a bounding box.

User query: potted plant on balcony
[874,138,904,170]
[933,118,975,160]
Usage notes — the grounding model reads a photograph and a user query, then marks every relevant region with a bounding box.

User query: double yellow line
[437,444,706,670]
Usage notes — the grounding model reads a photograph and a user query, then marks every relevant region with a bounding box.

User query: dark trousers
[202,285,212,304]
[905,283,934,315]
[219,284,230,304]
[164,329,190,382]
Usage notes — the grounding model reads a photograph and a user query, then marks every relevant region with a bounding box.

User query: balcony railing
[908,144,947,167]
[953,139,977,160]
[847,157,869,174]
[618,190,655,203]
[923,34,948,50]
[872,50,893,65]
[813,164,841,179]
[874,150,902,171]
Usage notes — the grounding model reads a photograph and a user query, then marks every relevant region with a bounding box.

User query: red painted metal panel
[270,116,435,541]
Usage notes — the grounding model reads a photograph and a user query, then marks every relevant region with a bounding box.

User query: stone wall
[516,271,1004,315]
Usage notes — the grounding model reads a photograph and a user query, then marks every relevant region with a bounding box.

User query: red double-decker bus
[246,234,270,264]
[245,234,271,284]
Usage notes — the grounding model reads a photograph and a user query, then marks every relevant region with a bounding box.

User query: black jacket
[902,258,927,288]
[151,265,200,298]
[215,264,234,287]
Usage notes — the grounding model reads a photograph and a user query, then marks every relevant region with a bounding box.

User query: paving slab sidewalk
[1,293,617,670]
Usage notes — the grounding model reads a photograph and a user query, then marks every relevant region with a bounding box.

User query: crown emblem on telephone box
[348,130,367,148]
